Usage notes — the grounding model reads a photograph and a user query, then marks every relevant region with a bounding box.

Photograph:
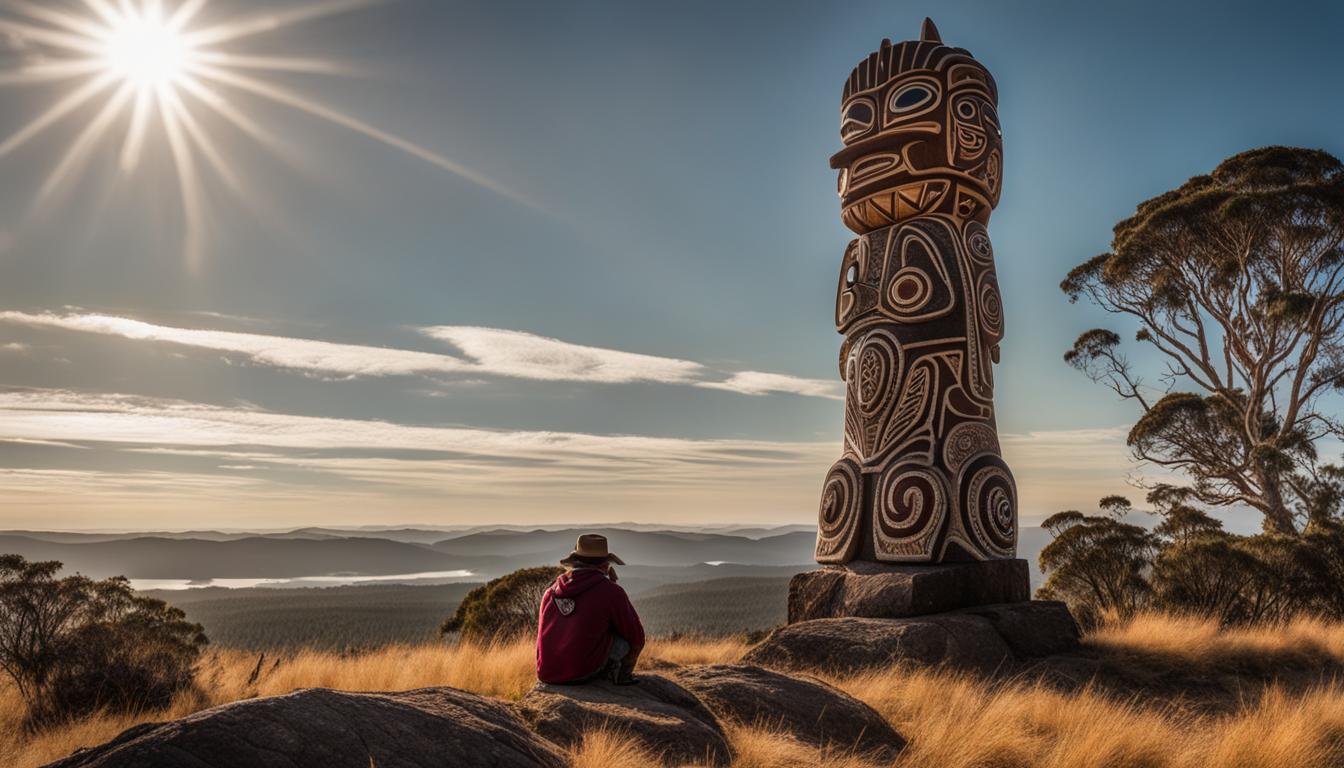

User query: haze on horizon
[0,0,1341,532]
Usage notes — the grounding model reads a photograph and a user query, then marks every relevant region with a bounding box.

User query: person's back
[535,535,644,684]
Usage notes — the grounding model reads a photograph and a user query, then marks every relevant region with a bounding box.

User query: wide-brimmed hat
[560,533,625,567]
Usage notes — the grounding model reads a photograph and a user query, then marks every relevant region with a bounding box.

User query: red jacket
[536,568,645,684]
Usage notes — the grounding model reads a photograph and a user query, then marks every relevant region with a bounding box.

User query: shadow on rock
[515,674,733,766]
[675,663,905,760]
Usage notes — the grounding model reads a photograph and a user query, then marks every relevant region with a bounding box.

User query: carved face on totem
[830,18,1002,235]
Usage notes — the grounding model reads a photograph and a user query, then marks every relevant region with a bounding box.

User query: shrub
[1041,492,1344,626]
[439,566,562,642]
[0,556,207,726]
[1037,501,1158,628]
[1149,534,1259,622]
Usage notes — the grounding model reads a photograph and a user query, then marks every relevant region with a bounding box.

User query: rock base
[745,600,1081,676]
[516,674,733,766]
[788,559,1031,623]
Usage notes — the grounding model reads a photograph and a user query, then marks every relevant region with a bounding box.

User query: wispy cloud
[0,310,841,398]
[0,311,468,377]
[0,388,834,467]
[0,386,840,526]
[698,371,843,399]
[418,326,703,385]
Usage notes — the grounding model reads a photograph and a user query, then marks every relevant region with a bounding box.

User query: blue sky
[0,0,1340,530]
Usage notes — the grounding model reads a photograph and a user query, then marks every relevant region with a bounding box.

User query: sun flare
[0,0,521,265]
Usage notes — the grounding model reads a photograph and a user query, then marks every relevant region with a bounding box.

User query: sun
[0,0,523,266]
[100,7,196,89]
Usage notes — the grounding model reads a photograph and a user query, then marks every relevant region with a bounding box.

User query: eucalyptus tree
[1062,147,1344,534]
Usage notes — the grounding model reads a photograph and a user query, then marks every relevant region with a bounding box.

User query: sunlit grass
[5,614,1344,768]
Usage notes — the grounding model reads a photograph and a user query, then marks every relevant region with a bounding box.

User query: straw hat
[560,533,626,566]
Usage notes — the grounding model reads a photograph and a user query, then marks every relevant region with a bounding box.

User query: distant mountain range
[0,524,1051,588]
[0,523,815,545]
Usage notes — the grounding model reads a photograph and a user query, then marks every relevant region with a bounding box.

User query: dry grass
[567,727,664,768]
[0,639,538,768]
[5,614,1344,768]
[1090,612,1344,670]
[643,635,752,667]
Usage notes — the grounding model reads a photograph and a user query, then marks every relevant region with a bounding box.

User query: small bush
[0,556,207,726]
[439,566,562,642]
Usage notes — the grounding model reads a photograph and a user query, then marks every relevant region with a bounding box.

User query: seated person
[536,534,644,685]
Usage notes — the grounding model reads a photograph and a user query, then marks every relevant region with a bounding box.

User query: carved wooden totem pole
[816,18,1016,565]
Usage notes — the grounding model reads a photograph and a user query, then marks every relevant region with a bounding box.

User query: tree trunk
[1254,463,1299,535]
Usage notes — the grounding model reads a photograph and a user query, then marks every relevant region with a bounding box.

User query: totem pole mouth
[829,128,939,170]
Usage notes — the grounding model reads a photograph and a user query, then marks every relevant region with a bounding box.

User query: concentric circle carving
[959,453,1016,558]
[943,421,999,473]
[965,222,993,265]
[887,267,933,313]
[815,458,863,563]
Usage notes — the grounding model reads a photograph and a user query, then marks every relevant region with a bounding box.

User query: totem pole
[816,18,1016,565]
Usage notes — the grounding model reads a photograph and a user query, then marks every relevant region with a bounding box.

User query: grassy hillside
[5,614,1344,767]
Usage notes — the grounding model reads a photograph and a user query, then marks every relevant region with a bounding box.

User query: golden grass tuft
[725,724,885,768]
[5,614,1344,768]
[567,727,664,768]
[642,635,751,667]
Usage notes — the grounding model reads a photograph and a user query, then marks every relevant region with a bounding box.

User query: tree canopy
[1062,146,1344,534]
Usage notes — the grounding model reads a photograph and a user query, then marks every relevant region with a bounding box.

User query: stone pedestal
[788,559,1030,623]
[747,600,1080,675]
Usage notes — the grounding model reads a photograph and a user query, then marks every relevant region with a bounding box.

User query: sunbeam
[0,0,537,264]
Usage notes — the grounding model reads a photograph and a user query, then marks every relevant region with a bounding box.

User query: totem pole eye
[983,103,1002,137]
[846,264,858,285]
[889,84,934,114]
[840,99,875,141]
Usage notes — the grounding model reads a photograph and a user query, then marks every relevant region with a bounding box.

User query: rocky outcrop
[789,560,1032,622]
[43,687,566,768]
[745,601,1079,675]
[675,664,905,759]
[516,674,732,766]
[745,614,1012,675]
[958,600,1082,658]
[41,605,1080,767]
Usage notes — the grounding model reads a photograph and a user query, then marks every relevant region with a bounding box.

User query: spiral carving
[959,453,1016,558]
[978,275,1003,336]
[873,464,947,560]
[815,458,863,563]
